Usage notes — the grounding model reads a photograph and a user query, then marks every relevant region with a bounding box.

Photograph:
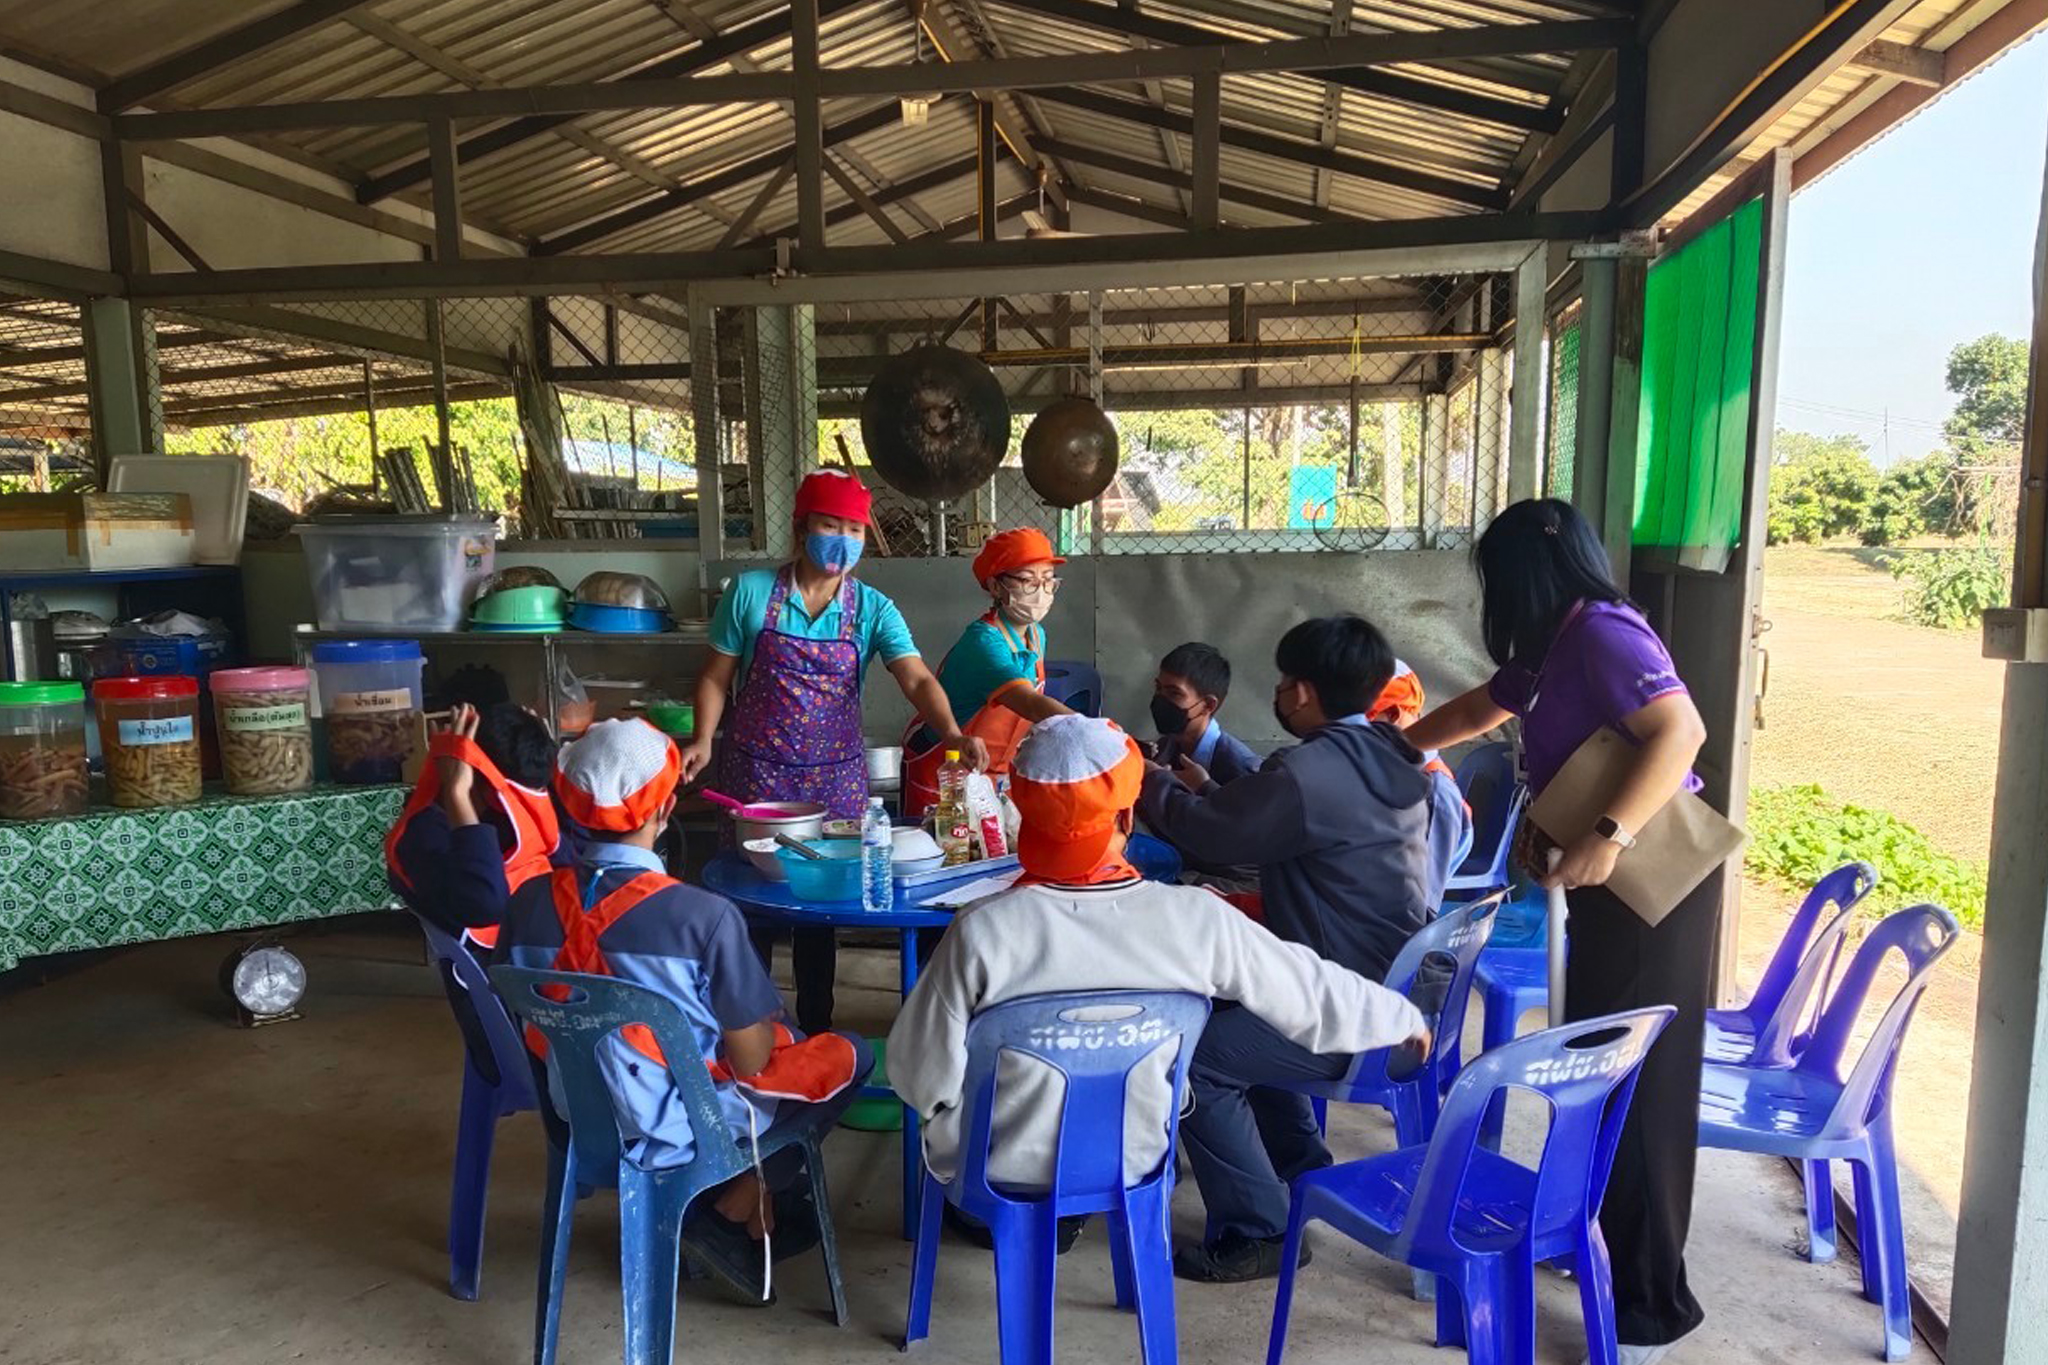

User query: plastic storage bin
[0,681,89,819]
[94,675,202,808]
[297,515,496,634]
[212,666,315,796]
[311,640,425,785]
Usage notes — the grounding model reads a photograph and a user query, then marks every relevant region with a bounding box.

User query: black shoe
[942,1205,1087,1255]
[1172,1231,1309,1283]
[680,1210,773,1306]
[769,1182,823,1263]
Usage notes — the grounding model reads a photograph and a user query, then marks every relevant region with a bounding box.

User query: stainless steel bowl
[864,745,903,790]
[732,800,826,849]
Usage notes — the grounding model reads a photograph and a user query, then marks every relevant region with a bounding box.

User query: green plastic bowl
[646,700,695,736]
[472,584,569,627]
[840,1037,903,1132]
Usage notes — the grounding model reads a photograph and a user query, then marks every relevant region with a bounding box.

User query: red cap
[1009,715,1144,881]
[794,469,873,525]
[93,675,199,701]
[971,527,1065,586]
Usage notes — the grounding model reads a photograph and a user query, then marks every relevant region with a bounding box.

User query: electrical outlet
[1982,608,2048,662]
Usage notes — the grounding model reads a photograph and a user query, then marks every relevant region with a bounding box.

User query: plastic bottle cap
[869,796,884,807]
[945,749,960,761]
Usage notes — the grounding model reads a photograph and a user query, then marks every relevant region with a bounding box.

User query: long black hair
[1475,498,1631,667]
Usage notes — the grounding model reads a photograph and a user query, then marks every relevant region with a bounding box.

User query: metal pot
[732,800,826,849]
[864,744,903,791]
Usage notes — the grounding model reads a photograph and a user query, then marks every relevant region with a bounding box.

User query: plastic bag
[964,771,1007,858]
[554,656,594,737]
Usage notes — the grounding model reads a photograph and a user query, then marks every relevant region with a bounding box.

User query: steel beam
[740,150,997,249]
[1030,86,1503,209]
[426,118,463,261]
[825,156,909,245]
[1035,137,1347,223]
[993,0,1576,134]
[98,0,376,113]
[101,141,148,277]
[1064,185,1197,232]
[1849,38,1945,87]
[159,304,512,376]
[1191,71,1222,230]
[718,160,797,250]
[816,292,1423,335]
[792,0,825,253]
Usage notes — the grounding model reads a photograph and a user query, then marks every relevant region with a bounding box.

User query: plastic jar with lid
[93,675,202,808]
[211,666,315,796]
[310,640,424,785]
[0,681,90,819]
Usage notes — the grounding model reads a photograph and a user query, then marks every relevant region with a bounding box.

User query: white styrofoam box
[107,454,249,565]
[0,493,198,572]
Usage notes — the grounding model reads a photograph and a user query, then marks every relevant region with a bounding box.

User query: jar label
[117,715,195,746]
[224,703,306,732]
[331,689,410,715]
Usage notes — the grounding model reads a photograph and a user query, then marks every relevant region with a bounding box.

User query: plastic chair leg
[1860,1143,1914,1363]
[1117,1181,1179,1365]
[617,1167,691,1365]
[1432,1274,1466,1350]
[1109,1205,1136,1311]
[535,1141,578,1365]
[1311,1097,1327,1137]
[1264,1196,1311,1365]
[449,1063,500,1301]
[1804,1159,1838,1264]
[987,1203,1060,1365]
[1574,1226,1619,1365]
[903,1174,947,1350]
[803,1135,850,1327]
[1459,1248,1534,1365]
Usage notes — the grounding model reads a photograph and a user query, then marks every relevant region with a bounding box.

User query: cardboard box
[0,493,198,572]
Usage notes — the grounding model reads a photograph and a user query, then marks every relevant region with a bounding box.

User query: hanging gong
[1021,396,1120,509]
[859,344,1011,502]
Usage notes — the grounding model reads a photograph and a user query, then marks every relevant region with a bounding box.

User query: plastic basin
[569,602,672,633]
[776,838,863,901]
[645,700,695,736]
[472,585,568,627]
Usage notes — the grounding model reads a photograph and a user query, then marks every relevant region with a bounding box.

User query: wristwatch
[1593,815,1637,850]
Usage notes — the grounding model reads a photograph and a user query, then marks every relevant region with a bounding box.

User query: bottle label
[331,689,410,715]
[117,715,195,746]
[223,703,306,733]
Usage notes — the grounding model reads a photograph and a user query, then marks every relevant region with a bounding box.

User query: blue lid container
[311,639,424,663]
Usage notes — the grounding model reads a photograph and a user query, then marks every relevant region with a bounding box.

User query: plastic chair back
[1743,862,1875,1063]
[1446,741,1524,895]
[1340,892,1502,1101]
[953,990,1210,1212]
[1799,904,1959,1142]
[1404,1008,1675,1258]
[417,916,535,1106]
[489,966,752,1195]
[1042,661,1103,718]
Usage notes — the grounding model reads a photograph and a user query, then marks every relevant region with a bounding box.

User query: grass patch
[1746,783,1986,930]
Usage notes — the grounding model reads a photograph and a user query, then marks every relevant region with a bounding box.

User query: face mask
[805,531,863,574]
[1000,585,1052,626]
[1273,690,1304,739]
[1150,694,1192,736]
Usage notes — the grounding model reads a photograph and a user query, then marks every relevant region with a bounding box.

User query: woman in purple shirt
[1408,498,1711,1365]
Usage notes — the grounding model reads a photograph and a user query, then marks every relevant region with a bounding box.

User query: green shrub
[1746,783,1985,930]
[1767,440,1877,544]
[1892,543,2009,629]
[1860,454,1950,546]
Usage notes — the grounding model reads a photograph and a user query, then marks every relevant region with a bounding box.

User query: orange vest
[385,732,562,950]
[903,612,1045,818]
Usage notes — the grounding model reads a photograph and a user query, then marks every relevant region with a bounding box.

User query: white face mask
[999,585,1053,626]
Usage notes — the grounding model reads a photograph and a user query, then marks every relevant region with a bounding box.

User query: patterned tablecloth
[0,784,405,971]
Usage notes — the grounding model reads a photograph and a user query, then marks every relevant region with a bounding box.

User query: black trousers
[1565,875,1719,1348]
[750,927,839,1037]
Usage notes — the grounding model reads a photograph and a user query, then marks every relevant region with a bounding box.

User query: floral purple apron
[718,569,870,822]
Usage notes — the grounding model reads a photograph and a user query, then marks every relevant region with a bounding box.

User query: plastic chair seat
[1300,1146,1548,1258]
[1698,1062,1858,1154]
[1701,1017,1758,1065]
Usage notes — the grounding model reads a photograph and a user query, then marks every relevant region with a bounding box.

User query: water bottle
[861,796,893,913]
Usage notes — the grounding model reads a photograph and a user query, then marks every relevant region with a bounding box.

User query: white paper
[915,872,1022,908]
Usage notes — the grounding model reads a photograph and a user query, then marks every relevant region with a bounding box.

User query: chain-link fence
[1546,300,1583,503]
[0,291,93,491]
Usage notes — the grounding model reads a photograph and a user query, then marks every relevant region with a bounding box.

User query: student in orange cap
[497,718,872,1300]
[901,526,1076,817]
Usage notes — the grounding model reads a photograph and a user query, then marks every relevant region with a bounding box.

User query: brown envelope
[1528,728,1747,926]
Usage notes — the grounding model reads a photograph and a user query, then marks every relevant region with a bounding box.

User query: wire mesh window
[0,291,92,491]
[1547,301,1583,502]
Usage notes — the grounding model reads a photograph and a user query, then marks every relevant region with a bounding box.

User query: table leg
[900,926,921,1241]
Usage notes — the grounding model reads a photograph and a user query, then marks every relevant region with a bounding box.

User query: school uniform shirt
[1485,600,1701,797]
[388,804,513,935]
[1155,716,1261,786]
[709,568,920,691]
[887,877,1425,1191]
[496,841,787,1171]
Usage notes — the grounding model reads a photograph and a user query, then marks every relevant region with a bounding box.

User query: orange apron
[385,732,561,950]
[901,612,1045,818]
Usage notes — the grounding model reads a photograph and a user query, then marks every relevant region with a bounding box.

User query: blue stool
[1268,1008,1675,1365]
[1473,942,1551,1052]
[492,967,856,1365]
[904,989,1211,1365]
[1700,904,1959,1362]
[1043,661,1103,717]
[417,917,537,1302]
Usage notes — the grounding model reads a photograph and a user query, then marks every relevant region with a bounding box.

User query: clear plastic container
[297,515,496,634]
[0,681,89,819]
[93,675,202,808]
[212,666,314,796]
[310,640,425,785]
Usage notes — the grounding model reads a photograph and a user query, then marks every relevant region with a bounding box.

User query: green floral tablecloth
[0,785,405,971]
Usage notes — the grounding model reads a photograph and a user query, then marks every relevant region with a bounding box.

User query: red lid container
[92,675,200,701]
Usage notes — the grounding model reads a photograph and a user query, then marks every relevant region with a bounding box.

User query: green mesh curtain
[1633,196,1763,572]
[1546,314,1581,500]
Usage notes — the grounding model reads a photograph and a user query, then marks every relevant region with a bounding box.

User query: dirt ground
[1737,542,2001,1320]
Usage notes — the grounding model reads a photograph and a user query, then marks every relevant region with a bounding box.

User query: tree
[1860,452,1952,546]
[1766,429,1875,544]
[1943,334,2029,447]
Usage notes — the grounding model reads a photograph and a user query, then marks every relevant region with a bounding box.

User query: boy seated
[496,718,871,1299]
[1149,641,1261,785]
[386,701,561,950]
[888,715,1428,1256]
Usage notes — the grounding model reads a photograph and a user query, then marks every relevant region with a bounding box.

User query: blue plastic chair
[903,989,1211,1365]
[1705,861,1875,1066]
[1699,903,1959,1362]
[1444,741,1524,898]
[416,916,537,1302]
[1267,1007,1675,1365]
[1473,942,1550,1052]
[1284,893,1503,1149]
[1042,661,1103,717]
[491,967,853,1365]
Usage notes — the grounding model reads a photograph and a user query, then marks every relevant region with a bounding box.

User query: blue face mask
[805,530,864,574]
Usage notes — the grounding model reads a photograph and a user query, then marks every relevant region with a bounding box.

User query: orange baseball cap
[554,718,681,832]
[971,527,1065,586]
[1009,714,1144,881]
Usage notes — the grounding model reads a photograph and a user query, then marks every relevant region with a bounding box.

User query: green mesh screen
[1547,314,1581,500]
[1633,196,1763,571]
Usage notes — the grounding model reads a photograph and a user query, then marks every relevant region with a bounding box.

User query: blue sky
[1777,29,2048,464]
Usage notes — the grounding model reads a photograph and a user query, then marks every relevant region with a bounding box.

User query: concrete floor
[1,918,1916,1365]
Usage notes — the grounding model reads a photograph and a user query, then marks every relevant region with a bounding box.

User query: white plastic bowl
[742,837,788,882]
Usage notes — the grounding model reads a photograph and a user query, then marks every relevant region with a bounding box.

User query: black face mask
[1273,693,1303,739]
[1149,694,1192,736]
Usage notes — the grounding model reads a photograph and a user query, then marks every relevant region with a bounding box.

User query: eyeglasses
[1000,574,1061,592]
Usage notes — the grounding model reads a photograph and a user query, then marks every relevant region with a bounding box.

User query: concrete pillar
[82,297,158,474]
[687,292,726,568]
[1420,391,1449,547]
[745,303,819,561]
[1506,245,1546,505]
[1475,349,1507,526]
[1574,257,1618,514]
